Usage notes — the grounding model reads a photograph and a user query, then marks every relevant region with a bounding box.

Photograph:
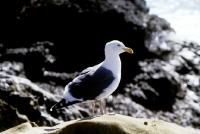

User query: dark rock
[0,61,25,77]
[126,59,181,110]
[0,0,200,132]
[0,98,28,132]
[0,73,90,127]
[0,0,148,89]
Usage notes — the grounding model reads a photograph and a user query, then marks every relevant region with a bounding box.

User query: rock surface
[0,72,89,128]
[0,0,200,132]
[1,114,198,134]
[0,99,28,132]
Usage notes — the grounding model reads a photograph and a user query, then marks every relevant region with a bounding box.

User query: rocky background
[0,0,199,132]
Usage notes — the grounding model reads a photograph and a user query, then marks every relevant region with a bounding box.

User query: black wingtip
[50,105,58,111]
[50,107,53,111]
[50,98,82,111]
[50,98,66,111]
[50,104,57,111]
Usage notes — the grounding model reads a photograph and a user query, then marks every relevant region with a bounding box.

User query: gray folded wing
[68,66,115,101]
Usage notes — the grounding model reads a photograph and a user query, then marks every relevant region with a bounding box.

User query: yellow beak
[124,47,134,54]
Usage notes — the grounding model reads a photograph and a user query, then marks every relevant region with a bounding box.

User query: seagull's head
[105,40,133,55]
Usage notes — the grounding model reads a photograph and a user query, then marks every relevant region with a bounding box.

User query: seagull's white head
[105,40,133,55]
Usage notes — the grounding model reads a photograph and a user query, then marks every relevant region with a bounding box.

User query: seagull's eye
[118,44,120,46]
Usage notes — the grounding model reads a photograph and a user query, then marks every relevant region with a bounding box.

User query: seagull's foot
[92,102,95,116]
[97,112,115,116]
[99,99,105,115]
[98,99,115,116]
[100,110,105,115]
[105,112,115,115]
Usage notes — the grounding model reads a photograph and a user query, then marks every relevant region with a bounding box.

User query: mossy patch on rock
[1,114,198,134]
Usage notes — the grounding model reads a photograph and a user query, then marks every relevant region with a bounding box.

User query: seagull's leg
[91,101,95,116]
[98,99,115,115]
[99,99,105,115]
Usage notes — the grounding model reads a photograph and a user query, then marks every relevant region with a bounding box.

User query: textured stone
[0,99,28,132]
[1,114,198,134]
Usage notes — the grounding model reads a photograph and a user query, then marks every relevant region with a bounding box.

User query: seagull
[50,40,133,116]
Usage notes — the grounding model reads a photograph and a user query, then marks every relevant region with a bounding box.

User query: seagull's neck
[102,53,121,77]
